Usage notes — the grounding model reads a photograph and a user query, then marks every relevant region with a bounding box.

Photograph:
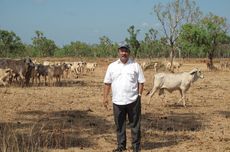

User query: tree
[153,0,202,71]
[217,36,230,58]
[178,23,207,58]
[178,13,230,64]
[125,25,140,58]
[0,29,25,57]
[32,30,57,57]
[141,28,166,58]
[201,13,229,68]
[99,36,112,46]
[98,36,112,57]
[61,41,93,57]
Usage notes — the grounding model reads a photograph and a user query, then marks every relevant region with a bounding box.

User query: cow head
[23,58,35,73]
[190,68,204,80]
[24,57,32,63]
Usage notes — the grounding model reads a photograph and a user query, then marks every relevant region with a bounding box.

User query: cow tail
[146,88,153,96]
[146,91,150,96]
[146,75,156,96]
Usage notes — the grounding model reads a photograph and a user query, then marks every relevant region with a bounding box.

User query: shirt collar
[117,58,132,64]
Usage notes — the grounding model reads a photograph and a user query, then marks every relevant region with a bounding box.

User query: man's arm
[138,83,144,96]
[103,83,111,109]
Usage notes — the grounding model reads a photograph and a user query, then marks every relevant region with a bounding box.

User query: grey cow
[0,58,34,86]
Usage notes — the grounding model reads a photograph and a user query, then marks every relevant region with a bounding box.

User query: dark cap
[118,42,130,51]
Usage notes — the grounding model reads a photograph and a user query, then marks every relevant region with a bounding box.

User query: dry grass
[0,58,230,152]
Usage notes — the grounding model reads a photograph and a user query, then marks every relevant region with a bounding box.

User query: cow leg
[147,87,158,104]
[182,93,186,107]
[31,76,34,85]
[159,88,166,99]
[178,90,183,104]
[44,76,47,86]
[48,76,51,87]
[58,76,61,86]
[0,80,6,86]
[56,76,60,86]
[178,89,186,107]
[19,73,25,87]
[8,75,13,85]
[159,89,166,105]
[38,75,41,86]
[35,75,38,85]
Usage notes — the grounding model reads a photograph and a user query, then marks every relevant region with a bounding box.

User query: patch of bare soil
[0,58,229,152]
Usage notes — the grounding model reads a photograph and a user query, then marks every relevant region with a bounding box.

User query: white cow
[220,61,230,71]
[165,61,182,72]
[166,61,182,72]
[70,61,86,75]
[0,68,13,86]
[141,61,159,72]
[141,61,148,70]
[86,62,97,72]
[146,68,204,107]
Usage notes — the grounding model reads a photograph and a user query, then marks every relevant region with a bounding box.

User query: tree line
[1,0,230,66]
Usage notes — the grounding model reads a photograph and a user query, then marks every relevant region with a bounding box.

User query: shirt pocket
[111,71,121,81]
[125,71,136,82]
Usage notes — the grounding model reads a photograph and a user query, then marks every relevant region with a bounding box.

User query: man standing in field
[103,42,145,152]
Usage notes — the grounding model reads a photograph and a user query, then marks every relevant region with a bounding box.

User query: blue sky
[0,0,230,47]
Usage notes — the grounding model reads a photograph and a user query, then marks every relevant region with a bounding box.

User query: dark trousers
[113,96,141,151]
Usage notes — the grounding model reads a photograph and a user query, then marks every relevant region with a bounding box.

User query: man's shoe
[112,147,126,152]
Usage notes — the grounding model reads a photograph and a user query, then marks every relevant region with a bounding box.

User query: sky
[0,0,230,47]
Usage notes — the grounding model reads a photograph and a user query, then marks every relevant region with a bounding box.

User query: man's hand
[103,98,109,110]
[103,83,111,110]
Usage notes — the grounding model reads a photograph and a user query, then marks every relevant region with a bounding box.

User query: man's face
[118,48,130,63]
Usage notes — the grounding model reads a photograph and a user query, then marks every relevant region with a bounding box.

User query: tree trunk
[208,52,213,66]
[169,47,175,72]
[207,51,215,70]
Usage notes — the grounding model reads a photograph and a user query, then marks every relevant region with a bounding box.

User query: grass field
[0,58,229,152]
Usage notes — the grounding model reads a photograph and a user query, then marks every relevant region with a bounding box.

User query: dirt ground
[0,58,229,152]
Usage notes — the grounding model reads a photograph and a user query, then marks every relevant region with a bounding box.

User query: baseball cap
[118,42,130,51]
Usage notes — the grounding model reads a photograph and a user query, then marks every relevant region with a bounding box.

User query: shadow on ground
[141,112,205,150]
[0,109,113,151]
[218,111,230,118]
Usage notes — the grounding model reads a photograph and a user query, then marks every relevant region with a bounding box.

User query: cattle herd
[141,59,230,72]
[0,57,229,107]
[0,58,98,87]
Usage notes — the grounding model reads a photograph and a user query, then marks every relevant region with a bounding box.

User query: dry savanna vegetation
[0,57,229,152]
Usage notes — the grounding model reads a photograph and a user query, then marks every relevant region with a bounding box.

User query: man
[103,42,145,152]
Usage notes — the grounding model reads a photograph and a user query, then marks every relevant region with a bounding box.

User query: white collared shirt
[104,58,145,105]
